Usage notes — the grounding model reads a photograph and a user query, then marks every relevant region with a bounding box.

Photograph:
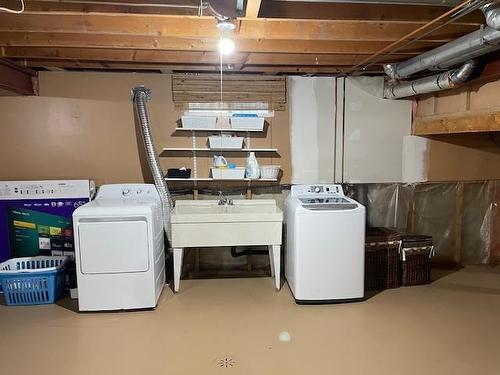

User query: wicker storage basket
[401,235,434,286]
[365,227,402,291]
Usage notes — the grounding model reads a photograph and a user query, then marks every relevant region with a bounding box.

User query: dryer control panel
[290,184,344,197]
[95,184,159,200]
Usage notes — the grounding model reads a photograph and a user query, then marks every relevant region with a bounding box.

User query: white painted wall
[289,77,336,184]
[402,135,429,183]
[342,77,413,183]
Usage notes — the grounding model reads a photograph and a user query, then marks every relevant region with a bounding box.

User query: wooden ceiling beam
[15,59,360,73]
[0,0,483,21]
[0,13,479,42]
[0,0,203,15]
[2,47,248,65]
[0,32,455,55]
[1,47,416,66]
[245,0,263,18]
[244,52,410,65]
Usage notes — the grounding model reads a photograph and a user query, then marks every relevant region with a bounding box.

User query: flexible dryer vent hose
[132,86,173,239]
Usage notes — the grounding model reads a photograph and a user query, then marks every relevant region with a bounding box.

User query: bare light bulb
[218,37,235,55]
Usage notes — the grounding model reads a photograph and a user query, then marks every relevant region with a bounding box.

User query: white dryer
[73,184,165,311]
[285,184,365,304]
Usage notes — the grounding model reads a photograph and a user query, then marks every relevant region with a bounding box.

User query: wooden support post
[491,181,500,266]
[453,183,464,265]
[486,181,496,265]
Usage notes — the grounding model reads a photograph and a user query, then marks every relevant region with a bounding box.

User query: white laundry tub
[171,199,283,292]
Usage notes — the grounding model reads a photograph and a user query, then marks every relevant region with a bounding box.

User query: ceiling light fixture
[216,19,236,55]
[218,37,235,55]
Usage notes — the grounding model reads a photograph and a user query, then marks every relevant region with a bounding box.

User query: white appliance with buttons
[73,184,165,311]
[284,184,365,304]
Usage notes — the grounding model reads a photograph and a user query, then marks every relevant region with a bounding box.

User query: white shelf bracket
[191,130,198,179]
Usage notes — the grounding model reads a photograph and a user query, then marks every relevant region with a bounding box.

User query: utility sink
[171,199,283,292]
[172,199,282,221]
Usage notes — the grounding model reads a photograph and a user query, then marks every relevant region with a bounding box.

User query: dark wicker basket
[401,235,434,286]
[365,227,402,291]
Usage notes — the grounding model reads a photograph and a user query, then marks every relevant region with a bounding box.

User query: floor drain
[216,356,236,368]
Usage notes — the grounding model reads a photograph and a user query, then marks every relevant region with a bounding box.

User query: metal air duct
[384,59,477,98]
[384,26,500,79]
[481,1,500,29]
[132,86,173,239]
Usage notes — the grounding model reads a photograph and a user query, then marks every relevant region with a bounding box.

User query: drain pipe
[132,86,173,239]
[384,60,477,99]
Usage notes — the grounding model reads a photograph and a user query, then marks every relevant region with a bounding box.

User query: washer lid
[298,197,358,211]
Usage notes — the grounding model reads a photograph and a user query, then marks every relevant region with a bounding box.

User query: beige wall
[0,71,290,186]
[416,78,500,118]
[415,77,500,182]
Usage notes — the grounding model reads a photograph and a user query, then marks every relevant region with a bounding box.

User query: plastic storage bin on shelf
[181,116,217,129]
[166,168,191,179]
[260,165,280,179]
[211,167,246,180]
[230,115,265,131]
[0,256,69,306]
[208,136,244,149]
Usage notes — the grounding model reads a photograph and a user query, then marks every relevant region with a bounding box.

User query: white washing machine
[285,184,365,304]
[73,184,165,311]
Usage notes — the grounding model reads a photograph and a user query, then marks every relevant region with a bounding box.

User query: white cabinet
[289,76,413,184]
[289,77,336,184]
[341,77,412,183]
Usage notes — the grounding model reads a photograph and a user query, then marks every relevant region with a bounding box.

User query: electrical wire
[0,0,24,13]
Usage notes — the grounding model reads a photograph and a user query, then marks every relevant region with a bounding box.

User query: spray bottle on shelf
[245,152,260,180]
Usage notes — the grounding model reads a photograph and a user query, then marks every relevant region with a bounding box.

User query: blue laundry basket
[0,256,69,306]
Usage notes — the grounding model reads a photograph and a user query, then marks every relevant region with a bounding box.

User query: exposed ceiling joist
[1,47,419,65]
[0,0,205,15]
[0,32,450,54]
[245,0,262,17]
[0,2,488,74]
[0,13,479,42]
[16,59,379,74]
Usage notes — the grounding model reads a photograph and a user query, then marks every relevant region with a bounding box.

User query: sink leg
[173,247,184,293]
[270,245,281,291]
[268,246,275,277]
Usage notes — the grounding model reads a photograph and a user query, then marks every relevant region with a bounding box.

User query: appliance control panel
[95,184,158,199]
[291,184,344,197]
[0,180,92,199]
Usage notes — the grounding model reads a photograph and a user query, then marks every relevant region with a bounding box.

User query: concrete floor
[0,266,499,375]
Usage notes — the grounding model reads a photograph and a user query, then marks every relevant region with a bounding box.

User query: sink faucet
[218,191,233,206]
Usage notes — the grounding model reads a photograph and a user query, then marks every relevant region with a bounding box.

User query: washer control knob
[314,187,321,193]
[136,189,143,195]
[122,189,130,196]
